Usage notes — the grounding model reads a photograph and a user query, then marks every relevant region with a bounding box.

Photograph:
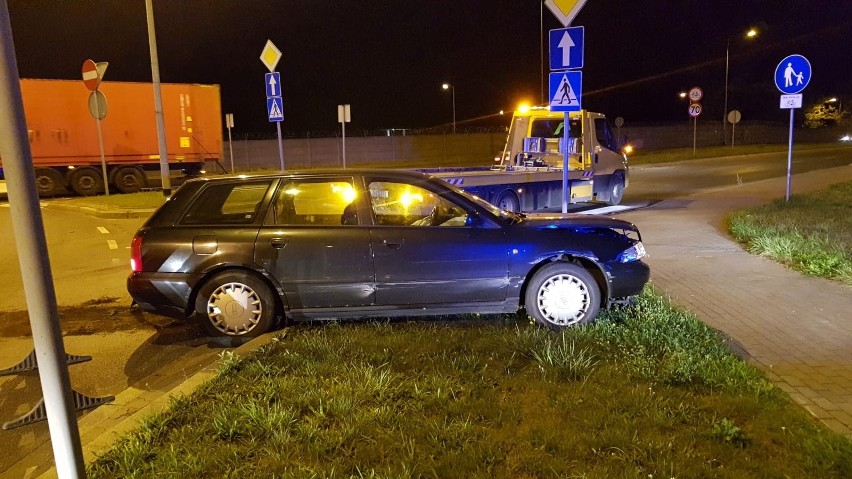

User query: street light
[442,83,456,134]
[723,28,758,144]
[828,97,842,114]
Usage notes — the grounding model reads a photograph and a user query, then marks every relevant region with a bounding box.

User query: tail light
[130,234,143,272]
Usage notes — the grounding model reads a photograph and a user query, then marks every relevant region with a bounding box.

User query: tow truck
[430,107,629,212]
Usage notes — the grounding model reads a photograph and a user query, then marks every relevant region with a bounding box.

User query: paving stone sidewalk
[621,164,852,438]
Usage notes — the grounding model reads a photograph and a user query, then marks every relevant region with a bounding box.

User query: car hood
[516,212,639,232]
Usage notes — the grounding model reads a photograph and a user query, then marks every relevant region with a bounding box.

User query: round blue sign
[774,54,812,94]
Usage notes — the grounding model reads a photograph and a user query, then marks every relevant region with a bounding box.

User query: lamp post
[723,28,757,145]
[828,97,842,114]
[442,82,456,134]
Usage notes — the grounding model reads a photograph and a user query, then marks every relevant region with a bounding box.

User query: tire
[606,172,625,206]
[525,262,601,329]
[195,270,277,338]
[34,168,66,197]
[69,167,103,196]
[113,166,146,194]
[495,190,520,212]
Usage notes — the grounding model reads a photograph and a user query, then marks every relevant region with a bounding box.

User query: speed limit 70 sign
[688,103,702,117]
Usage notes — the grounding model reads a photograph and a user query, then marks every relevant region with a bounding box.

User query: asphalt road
[0,145,851,475]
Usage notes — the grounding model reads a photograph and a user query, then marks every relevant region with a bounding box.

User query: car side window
[180,180,272,225]
[270,178,358,226]
[367,181,467,227]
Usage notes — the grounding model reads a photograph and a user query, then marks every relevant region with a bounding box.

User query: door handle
[382,239,403,249]
[269,237,288,249]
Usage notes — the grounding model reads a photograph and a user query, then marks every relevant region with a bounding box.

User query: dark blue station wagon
[128,169,649,337]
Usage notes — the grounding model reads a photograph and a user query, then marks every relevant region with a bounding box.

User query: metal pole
[145,0,171,197]
[562,112,569,213]
[786,108,794,202]
[722,39,729,146]
[95,113,110,196]
[276,121,285,170]
[0,2,85,475]
[540,2,544,105]
[731,119,736,148]
[341,119,346,168]
[451,85,456,134]
[227,125,234,173]
[693,116,697,156]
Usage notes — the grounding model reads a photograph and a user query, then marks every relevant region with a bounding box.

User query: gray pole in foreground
[0,2,85,476]
[276,121,285,170]
[561,112,569,213]
[145,0,172,197]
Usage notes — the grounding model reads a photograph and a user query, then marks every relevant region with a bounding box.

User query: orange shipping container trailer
[1,79,223,196]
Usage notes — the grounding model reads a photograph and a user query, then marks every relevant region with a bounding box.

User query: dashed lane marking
[107,240,118,250]
[97,226,110,234]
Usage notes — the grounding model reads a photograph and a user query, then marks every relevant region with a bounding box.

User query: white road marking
[577,205,636,215]
[107,240,118,250]
[97,226,110,234]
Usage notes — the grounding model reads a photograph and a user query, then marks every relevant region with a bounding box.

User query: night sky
[7,1,852,134]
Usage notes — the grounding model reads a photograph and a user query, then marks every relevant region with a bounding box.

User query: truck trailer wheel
[114,166,146,194]
[34,168,66,197]
[495,190,520,212]
[606,173,625,206]
[69,167,103,196]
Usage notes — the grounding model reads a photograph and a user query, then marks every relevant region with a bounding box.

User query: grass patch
[87,289,852,478]
[628,142,851,165]
[728,181,852,284]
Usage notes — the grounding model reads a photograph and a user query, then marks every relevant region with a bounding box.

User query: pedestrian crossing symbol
[549,71,582,112]
[267,97,283,122]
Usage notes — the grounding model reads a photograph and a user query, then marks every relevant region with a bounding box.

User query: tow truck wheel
[525,262,601,330]
[606,173,625,206]
[495,190,520,212]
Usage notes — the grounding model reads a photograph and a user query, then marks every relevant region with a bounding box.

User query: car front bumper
[606,260,651,299]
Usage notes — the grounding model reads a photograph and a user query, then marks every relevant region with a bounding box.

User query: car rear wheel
[195,270,277,338]
[525,262,600,329]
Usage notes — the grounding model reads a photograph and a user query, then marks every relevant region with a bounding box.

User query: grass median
[728,180,852,285]
[87,288,851,478]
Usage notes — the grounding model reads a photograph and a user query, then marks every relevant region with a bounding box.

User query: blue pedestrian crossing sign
[549,71,582,112]
[774,54,811,94]
[265,72,282,98]
[267,97,283,122]
[549,26,584,70]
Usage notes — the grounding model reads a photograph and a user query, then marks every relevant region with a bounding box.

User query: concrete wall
[219,132,507,172]
[216,123,849,172]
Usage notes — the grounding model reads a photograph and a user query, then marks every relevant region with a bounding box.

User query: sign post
[338,104,351,168]
[727,109,742,147]
[774,54,811,202]
[82,59,110,195]
[545,1,587,213]
[687,87,703,156]
[260,40,285,170]
[225,113,235,173]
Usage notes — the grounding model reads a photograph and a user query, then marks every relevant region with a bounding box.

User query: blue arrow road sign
[549,26,584,70]
[774,54,811,94]
[267,97,283,122]
[265,72,281,98]
[549,71,582,112]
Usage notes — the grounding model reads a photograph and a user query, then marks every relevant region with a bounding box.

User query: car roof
[187,168,434,185]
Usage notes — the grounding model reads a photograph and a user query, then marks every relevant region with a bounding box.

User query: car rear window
[180,180,273,225]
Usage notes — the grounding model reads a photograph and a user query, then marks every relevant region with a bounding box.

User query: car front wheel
[525,262,601,329]
[195,270,277,337]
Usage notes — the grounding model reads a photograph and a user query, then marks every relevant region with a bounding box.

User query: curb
[40,201,155,219]
[33,333,277,478]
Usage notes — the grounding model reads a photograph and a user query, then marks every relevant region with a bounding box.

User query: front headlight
[616,241,646,263]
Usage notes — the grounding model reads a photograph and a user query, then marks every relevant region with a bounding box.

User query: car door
[365,176,508,305]
[254,175,375,310]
